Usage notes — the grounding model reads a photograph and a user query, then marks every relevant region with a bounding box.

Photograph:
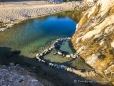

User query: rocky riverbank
[0,1,94,32]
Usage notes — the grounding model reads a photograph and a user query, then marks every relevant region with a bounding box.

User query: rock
[36,54,39,57]
[36,56,40,59]
[112,82,114,85]
[72,68,76,73]
[45,49,48,52]
[60,65,67,69]
[73,53,79,58]
[6,24,14,27]
[53,53,57,55]
[33,67,35,69]
[70,54,74,58]
[84,0,97,3]
[53,64,59,68]
[1,65,7,68]
[56,65,60,69]
[31,79,38,83]
[66,67,72,71]
[40,53,43,57]
[57,51,62,55]
[42,51,46,55]
[41,60,45,63]
[16,64,20,66]
[38,58,41,62]
[0,28,7,32]
[9,62,15,66]
[66,54,71,58]
[19,75,24,81]
[71,0,114,84]
[48,48,52,51]
[50,46,54,49]
[49,63,54,67]
[62,54,65,57]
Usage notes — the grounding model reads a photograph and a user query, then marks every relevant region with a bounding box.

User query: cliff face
[72,0,114,77]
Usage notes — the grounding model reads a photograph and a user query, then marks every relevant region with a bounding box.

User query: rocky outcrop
[71,0,114,84]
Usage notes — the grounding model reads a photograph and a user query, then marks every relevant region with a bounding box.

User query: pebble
[19,75,24,80]
[41,60,45,63]
[9,62,15,66]
[57,51,62,55]
[31,79,38,83]
[66,54,71,58]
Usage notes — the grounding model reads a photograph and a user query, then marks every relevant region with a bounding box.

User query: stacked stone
[36,37,79,61]
[35,38,98,78]
[35,37,79,71]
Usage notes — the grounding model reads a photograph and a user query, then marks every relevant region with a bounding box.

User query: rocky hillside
[71,0,114,84]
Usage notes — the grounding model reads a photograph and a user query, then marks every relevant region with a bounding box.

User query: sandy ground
[0,1,93,31]
[0,1,74,31]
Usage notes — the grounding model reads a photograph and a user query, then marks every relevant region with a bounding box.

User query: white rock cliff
[72,0,114,84]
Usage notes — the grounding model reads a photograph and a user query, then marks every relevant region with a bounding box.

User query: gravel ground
[0,62,55,86]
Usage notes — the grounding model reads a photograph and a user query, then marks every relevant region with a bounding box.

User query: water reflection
[38,10,84,22]
[0,10,93,71]
[0,10,79,57]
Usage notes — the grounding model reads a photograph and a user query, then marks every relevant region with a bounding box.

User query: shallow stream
[0,10,93,71]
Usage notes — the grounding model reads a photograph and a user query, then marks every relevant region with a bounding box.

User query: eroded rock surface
[72,0,114,85]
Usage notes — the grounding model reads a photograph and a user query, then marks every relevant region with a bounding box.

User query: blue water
[0,11,93,71]
[0,14,76,57]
